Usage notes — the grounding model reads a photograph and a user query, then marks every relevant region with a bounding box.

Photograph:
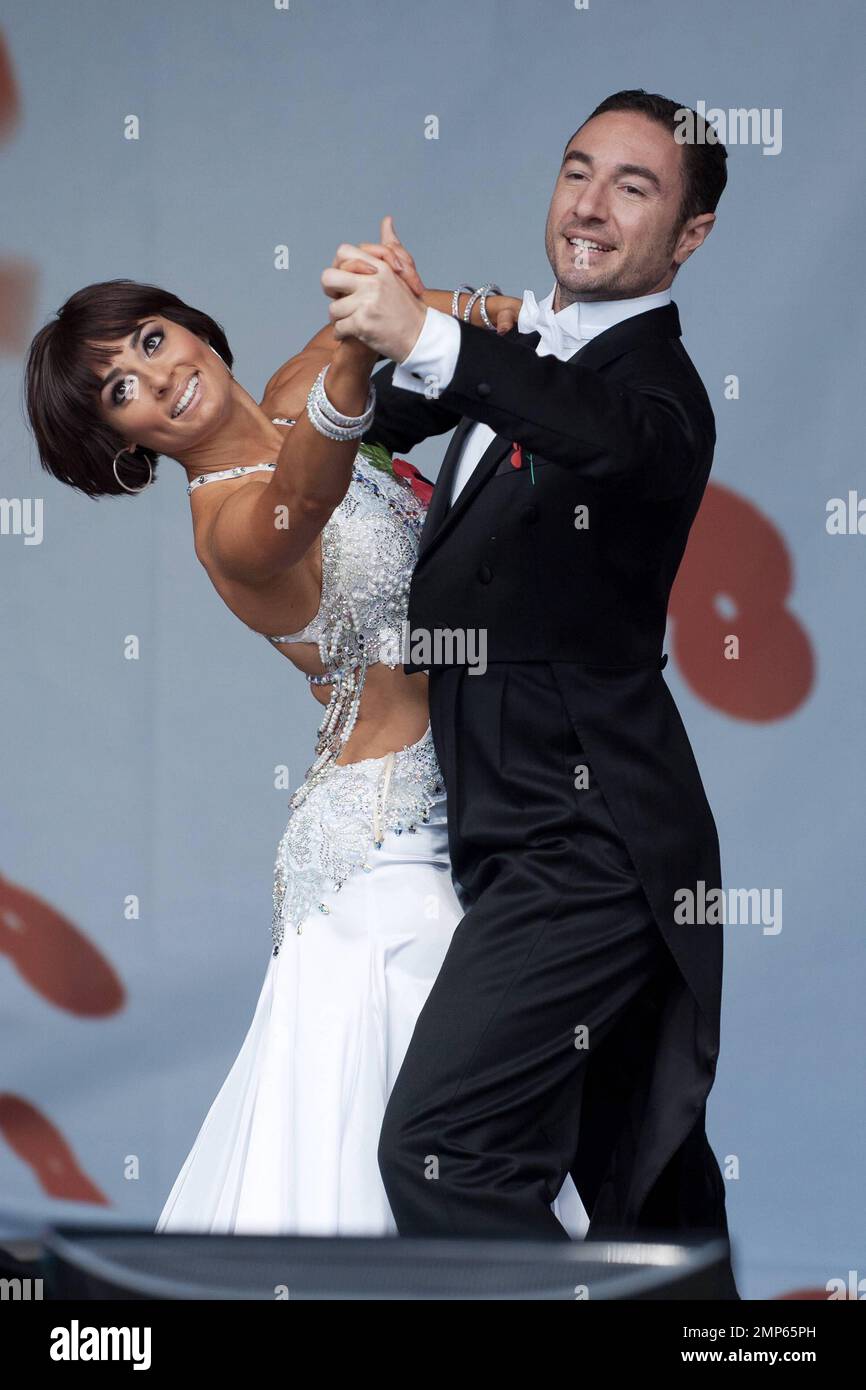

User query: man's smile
[564,233,617,260]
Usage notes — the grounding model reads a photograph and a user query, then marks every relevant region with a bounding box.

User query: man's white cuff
[392,306,461,396]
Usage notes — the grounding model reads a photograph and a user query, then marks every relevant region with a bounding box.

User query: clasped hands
[321,215,516,363]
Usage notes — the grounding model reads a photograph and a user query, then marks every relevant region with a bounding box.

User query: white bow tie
[516,290,605,360]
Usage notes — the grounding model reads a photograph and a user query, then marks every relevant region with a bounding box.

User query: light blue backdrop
[2,0,864,1301]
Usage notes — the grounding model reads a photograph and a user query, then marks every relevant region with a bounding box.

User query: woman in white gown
[24,226,587,1238]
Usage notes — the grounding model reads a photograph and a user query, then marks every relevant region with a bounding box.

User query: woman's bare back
[190,467,430,767]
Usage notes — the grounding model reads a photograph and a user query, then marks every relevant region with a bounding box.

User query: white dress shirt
[392,285,672,505]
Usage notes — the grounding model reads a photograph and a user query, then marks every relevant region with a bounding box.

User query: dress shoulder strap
[187,462,276,494]
[185,420,296,493]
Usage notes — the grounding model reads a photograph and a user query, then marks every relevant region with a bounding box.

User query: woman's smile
[170,371,203,419]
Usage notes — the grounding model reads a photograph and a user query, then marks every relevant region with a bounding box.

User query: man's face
[544,110,708,306]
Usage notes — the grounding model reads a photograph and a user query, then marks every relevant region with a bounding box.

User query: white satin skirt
[155,792,588,1238]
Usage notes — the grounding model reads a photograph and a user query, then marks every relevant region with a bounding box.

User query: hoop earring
[112,447,153,494]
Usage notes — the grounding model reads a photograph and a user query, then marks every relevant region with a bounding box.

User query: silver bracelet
[307,393,373,440]
[451,284,475,319]
[461,288,482,322]
[312,361,375,427]
[450,283,503,327]
[306,364,376,441]
[478,282,503,330]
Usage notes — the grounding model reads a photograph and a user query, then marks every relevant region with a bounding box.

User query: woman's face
[91,316,231,456]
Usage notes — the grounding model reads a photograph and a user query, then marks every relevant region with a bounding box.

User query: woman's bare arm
[207,336,377,587]
[423,288,522,331]
[261,274,521,410]
[205,241,520,586]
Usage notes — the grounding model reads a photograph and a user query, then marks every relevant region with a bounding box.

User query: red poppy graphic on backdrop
[0,874,123,1202]
[0,874,125,1016]
[0,32,38,352]
[0,1095,109,1203]
[671,481,815,720]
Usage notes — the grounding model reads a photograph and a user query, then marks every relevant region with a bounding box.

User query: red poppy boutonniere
[510,441,535,483]
[359,440,434,508]
[391,456,434,507]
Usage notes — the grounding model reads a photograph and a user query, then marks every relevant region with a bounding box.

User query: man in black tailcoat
[325,89,739,1298]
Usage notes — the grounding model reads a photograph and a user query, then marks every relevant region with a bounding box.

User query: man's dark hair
[566,88,728,227]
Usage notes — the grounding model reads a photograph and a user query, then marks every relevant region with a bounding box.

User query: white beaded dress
[155,429,588,1238]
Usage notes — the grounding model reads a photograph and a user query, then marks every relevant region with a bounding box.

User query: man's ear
[674,212,716,267]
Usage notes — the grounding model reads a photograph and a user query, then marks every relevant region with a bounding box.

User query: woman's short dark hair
[567,88,728,228]
[24,279,233,499]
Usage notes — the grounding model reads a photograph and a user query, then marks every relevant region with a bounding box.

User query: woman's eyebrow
[99,325,145,392]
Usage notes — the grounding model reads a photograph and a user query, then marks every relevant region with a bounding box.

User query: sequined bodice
[268,450,428,656]
[186,429,444,956]
[267,446,428,797]
[268,447,426,661]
